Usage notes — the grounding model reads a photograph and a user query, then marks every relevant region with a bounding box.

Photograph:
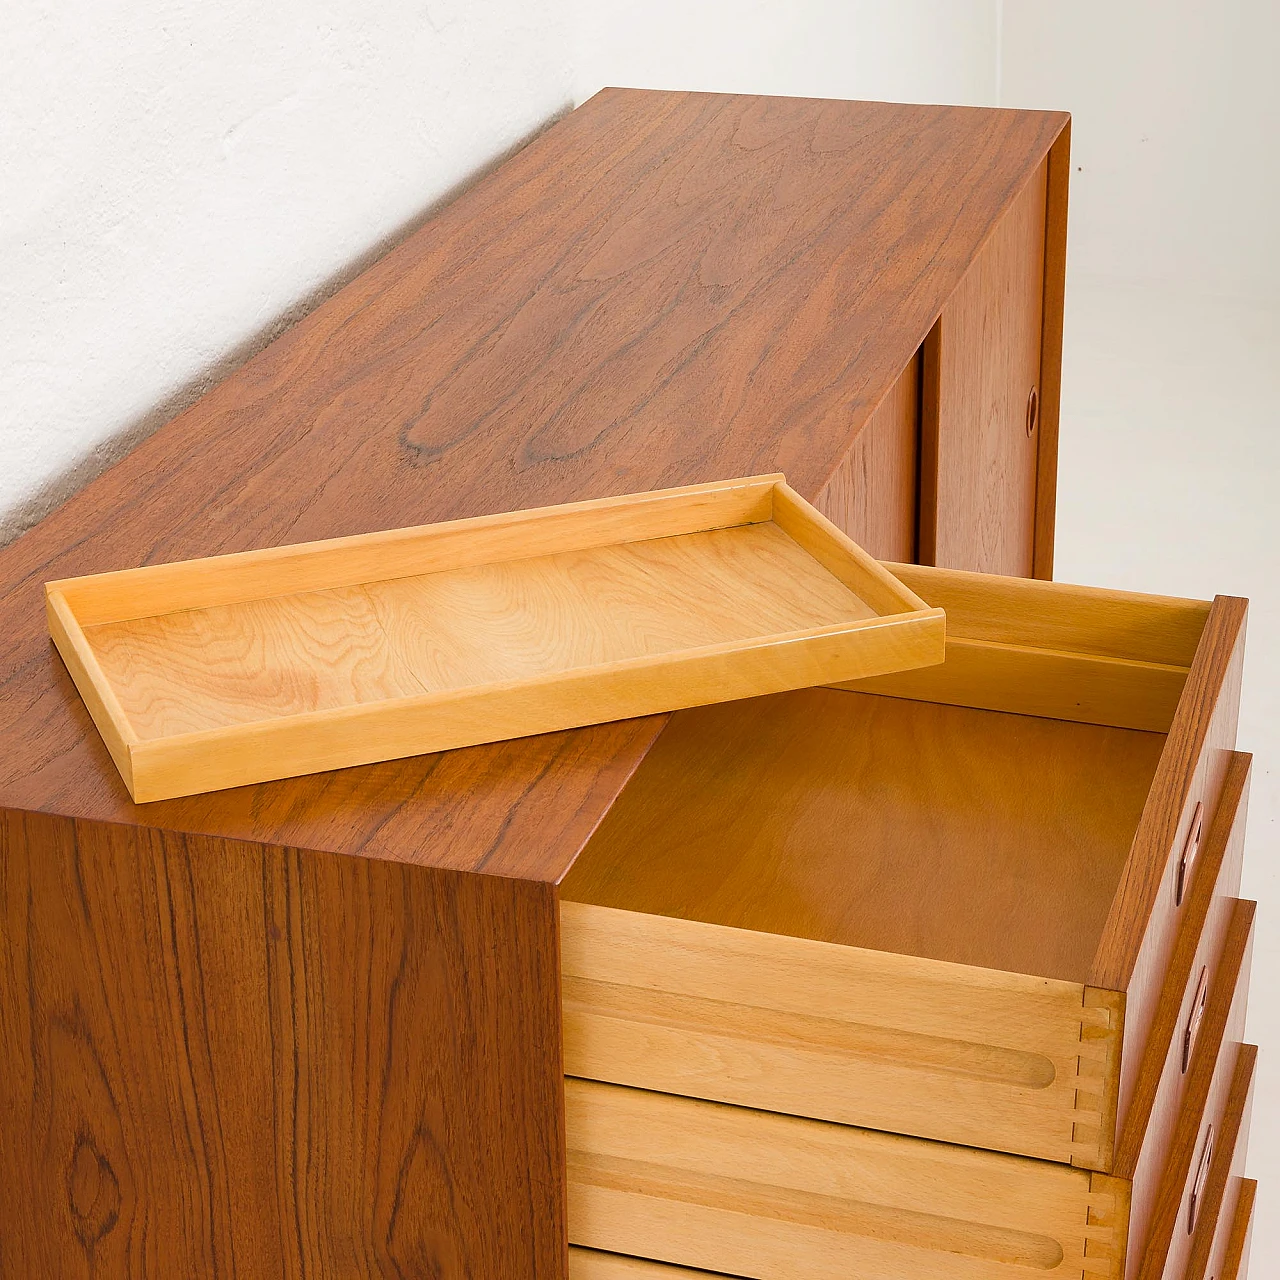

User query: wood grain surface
[0,90,1067,1277]
[1134,898,1254,1279]
[923,159,1047,576]
[561,898,1107,1165]
[815,352,920,562]
[0,808,566,1277]
[570,1248,732,1278]
[565,1078,1119,1280]
[562,685,1165,982]
[1113,752,1251,1177]
[1032,123,1071,579]
[85,522,877,740]
[0,90,1066,869]
[1185,1043,1257,1280]
[1209,1177,1257,1280]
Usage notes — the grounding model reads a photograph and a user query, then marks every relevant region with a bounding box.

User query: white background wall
[0,0,574,544]
[572,0,999,106]
[1002,0,1280,300]
[3,0,1277,1261]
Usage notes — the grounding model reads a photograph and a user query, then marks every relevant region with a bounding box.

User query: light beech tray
[46,475,943,802]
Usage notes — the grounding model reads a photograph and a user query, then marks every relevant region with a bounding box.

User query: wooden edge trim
[1136,898,1255,1280]
[1113,752,1252,1176]
[45,588,138,795]
[1090,595,1248,990]
[771,481,933,617]
[1219,1177,1258,1280]
[1185,1044,1258,1280]
[48,473,784,625]
[1033,119,1071,581]
[917,317,942,567]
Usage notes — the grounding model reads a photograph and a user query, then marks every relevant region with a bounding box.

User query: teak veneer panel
[815,352,920,562]
[0,809,565,1278]
[1205,1177,1257,1280]
[0,92,1067,1273]
[1185,1046,1256,1280]
[922,158,1047,577]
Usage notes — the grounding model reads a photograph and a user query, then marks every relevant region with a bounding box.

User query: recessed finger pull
[1182,966,1209,1074]
[1188,1124,1214,1235]
[1176,801,1205,906]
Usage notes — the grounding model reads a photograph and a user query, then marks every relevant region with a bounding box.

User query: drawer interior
[562,687,1162,982]
[562,565,1219,985]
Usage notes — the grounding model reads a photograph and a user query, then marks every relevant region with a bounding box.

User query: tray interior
[560,686,1168,983]
[82,522,879,740]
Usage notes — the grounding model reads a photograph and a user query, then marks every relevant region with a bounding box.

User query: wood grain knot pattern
[0,808,566,1277]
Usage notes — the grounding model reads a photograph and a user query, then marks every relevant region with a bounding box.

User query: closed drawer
[561,566,1248,1171]
[1198,1178,1257,1280]
[1185,1060,1256,1280]
[565,901,1252,1280]
[1137,899,1256,1279]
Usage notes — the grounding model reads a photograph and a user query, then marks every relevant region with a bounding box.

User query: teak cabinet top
[0,90,1068,878]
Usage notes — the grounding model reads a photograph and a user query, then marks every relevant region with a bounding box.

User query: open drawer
[560,566,1248,1171]
[564,899,1255,1280]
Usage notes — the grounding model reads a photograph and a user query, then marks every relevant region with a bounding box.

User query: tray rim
[46,475,945,802]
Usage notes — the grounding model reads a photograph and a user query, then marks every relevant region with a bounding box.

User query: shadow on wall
[0,108,571,551]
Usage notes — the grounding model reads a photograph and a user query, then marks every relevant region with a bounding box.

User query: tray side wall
[49,476,781,625]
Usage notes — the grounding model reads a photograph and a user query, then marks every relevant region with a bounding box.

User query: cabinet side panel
[0,809,565,1278]
[930,159,1048,577]
[815,351,920,562]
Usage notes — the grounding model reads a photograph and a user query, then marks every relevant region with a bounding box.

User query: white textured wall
[1001,0,1280,300]
[574,0,999,106]
[0,0,573,543]
[0,1,1002,544]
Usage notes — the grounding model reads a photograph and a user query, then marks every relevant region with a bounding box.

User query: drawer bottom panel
[565,1077,1127,1280]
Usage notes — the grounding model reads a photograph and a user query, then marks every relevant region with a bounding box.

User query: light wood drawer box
[561,566,1247,1172]
[569,1249,738,1278]
[565,898,1253,1280]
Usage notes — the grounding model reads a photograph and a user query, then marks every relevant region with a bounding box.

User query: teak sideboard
[0,90,1256,1278]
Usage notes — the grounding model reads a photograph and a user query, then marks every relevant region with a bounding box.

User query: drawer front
[1114,754,1251,1181]
[1134,901,1255,1280]
[562,899,1109,1166]
[564,1077,1122,1280]
[1184,1047,1257,1280]
[1101,598,1246,1144]
[570,1248,733,1278]
[1199,1178,1257,1280]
